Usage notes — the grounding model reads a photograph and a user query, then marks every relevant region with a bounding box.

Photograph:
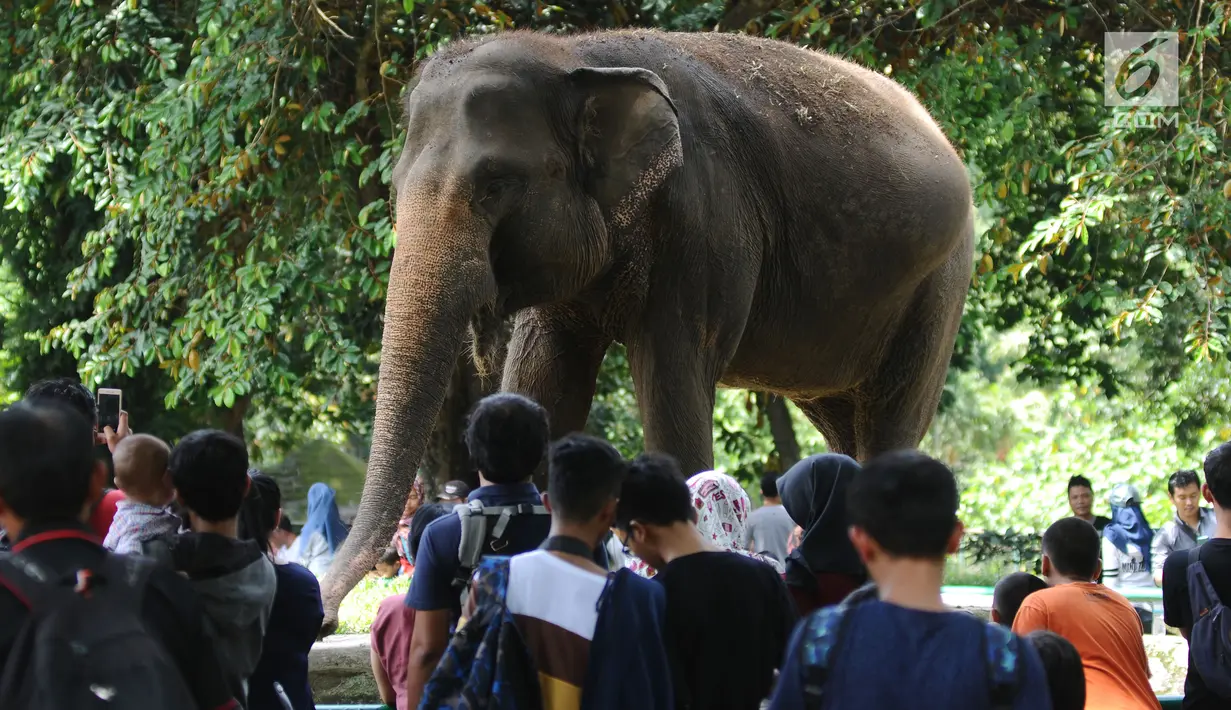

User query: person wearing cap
[1101,482,1156,631]
[437,480,470,505]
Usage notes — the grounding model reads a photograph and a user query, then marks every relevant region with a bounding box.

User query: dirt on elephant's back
[653,31,952,149]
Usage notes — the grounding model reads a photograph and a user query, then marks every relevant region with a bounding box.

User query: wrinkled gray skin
[320,29,973,631]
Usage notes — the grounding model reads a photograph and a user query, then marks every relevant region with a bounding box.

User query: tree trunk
[764,394,801,471]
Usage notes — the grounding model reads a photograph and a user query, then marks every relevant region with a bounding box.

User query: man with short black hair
[0,402,236,709]
[490,434,671,709]
[1013,518,1158,709]
[403,393,554,709]
[164,429,276,706]
[1152,469,1217,585]
[616,453,796,710]
[1163,442,1231,709]
[769,450,1050,710]
[1068,475,1111,532]
[746,471,794,563]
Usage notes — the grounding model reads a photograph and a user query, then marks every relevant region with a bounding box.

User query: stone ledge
[307,631,1190,703]
[310,634,379,705]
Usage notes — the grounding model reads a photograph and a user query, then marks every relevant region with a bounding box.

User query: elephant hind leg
[793,394,860,459]
[854,246,970,459]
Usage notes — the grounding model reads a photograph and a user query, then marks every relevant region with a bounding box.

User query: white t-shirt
[1102,536,1153,589]
[506,550,608,705]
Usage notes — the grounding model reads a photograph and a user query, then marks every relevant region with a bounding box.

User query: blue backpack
[1185,546,1231,697]
[796,591,1023,710]
[421,557,541,710]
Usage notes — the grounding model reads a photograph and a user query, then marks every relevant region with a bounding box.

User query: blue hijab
[1103,484,1154,570]
[299,483,349,553]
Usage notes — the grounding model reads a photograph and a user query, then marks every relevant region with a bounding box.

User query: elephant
[319,29,974,630]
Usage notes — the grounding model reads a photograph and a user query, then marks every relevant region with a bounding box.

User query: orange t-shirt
[1012,582,1159,710]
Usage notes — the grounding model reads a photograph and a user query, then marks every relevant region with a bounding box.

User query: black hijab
[777,454,866,588]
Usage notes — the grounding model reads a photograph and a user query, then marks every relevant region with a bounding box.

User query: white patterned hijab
[624,470,786,577]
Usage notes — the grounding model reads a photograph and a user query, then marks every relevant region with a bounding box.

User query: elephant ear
[570,66,683,228]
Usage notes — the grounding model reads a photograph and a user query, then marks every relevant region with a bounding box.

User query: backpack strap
[452,502,549,592]
[1189,545,1202,568]
[799,606,852,710]
[983,622,1022,710]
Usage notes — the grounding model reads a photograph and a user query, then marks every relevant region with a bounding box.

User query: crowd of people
[2,379,1231,710]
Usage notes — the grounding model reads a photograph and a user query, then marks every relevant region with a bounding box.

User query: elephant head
[319,37,683,631]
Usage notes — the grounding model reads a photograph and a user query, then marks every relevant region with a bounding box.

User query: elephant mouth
[468,304,509,380]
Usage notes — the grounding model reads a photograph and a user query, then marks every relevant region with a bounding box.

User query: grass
[336,575,411,634]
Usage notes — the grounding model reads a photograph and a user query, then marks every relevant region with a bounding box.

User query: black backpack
[0,552,197,710]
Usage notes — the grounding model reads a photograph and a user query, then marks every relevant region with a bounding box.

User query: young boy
[1013,518,1159,710]
[769,450,1051,710]
[163,429,276,707]
[616,453,796,710]
[991,571,1048,627]
[103,434,180,555]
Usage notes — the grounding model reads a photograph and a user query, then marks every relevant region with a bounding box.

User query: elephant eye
[478,175,525,207]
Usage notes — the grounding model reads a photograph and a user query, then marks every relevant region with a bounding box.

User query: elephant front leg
[501,308,612,439]
[628,333,718,476]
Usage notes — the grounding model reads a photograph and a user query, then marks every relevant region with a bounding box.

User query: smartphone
[96,388,122,431]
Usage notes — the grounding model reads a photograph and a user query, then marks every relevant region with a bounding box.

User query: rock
[310,634,379,704]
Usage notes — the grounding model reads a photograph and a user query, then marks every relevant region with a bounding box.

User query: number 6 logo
[1104,32,1180,108]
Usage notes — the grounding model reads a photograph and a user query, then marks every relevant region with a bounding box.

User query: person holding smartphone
[23,378,132,539]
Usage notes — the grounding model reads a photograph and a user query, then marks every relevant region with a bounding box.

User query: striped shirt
[507,550,608,710]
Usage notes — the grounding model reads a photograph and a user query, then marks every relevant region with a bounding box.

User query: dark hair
[278,514,293,533]
[1168,469,1201,496]
[1204,442,1231,508]
[1026,630,1086,710]
[169,430,250,523]
[238,470,282,552]
[407,503,450,562]
[465,393,549,484]
[0,402,96,523]
[992,572,1048,627]
[1066,475,1093,493]
[614,452,693,530]
[1042,517,1102,580]
[847,450,959,558]
[548,434,627,523]
[760,472,779,499]
[23,378,97,427]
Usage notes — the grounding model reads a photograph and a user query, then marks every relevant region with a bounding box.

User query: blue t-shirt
[405,482,550,616]
[768,601,1052,710]
[248,562,324,710]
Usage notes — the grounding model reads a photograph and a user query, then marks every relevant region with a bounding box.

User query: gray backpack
[449,500,548,612]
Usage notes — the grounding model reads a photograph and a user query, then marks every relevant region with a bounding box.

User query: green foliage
[337,574,410,634]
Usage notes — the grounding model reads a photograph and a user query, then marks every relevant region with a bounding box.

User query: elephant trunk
[319,185,493,634]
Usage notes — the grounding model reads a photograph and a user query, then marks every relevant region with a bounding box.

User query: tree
[1,0,1226,473]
